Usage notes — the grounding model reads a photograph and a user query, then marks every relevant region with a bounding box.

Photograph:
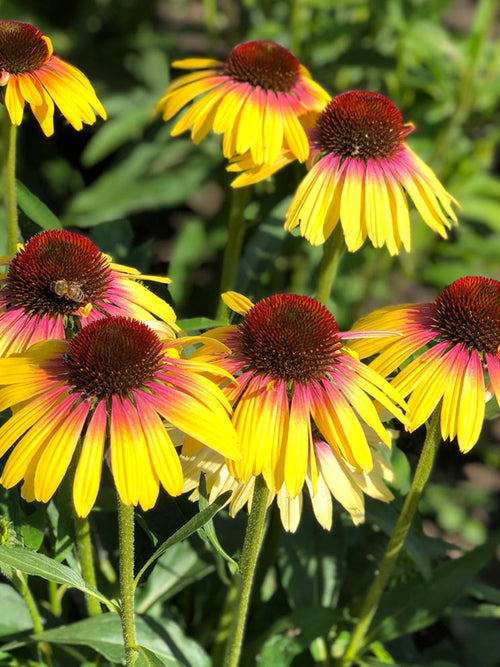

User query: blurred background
[2,1,500,663]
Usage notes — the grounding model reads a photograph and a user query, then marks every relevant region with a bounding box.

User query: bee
[50,279,86,303]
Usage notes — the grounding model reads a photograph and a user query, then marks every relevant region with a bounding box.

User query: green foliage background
[1,0,500,665]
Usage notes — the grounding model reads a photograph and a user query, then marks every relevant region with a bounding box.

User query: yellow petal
[73,402,107,517]
[34,402,89,503]
[284,390,311,497]
[222,291,254,315]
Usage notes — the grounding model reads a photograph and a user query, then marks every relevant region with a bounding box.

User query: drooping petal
[73,401,107,517]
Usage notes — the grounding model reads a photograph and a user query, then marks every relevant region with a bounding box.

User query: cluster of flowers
[0,23,498,534]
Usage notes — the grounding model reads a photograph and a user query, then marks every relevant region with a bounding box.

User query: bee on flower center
[50,279,86,304]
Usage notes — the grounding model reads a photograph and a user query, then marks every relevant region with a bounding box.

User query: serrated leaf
[16,180,62,231]
[0,545,116,611]
[33,613,210,666]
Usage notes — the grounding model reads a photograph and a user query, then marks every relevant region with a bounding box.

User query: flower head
[183,427,395,532]
[155,40,330,166]
[183,291,407,500]
[0,316,240,516]
[231,91,458,254]
[350,276,500,452]
[0,230,178,356]
[0,21,106,136]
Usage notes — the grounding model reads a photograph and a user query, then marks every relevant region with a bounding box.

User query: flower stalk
[316,224,345,305]
[216,187,251,321]
[118,499,137,667]
[74,514,102,617]
[1,106,18,253]
[222,475,269,667]
[338,408,442,666]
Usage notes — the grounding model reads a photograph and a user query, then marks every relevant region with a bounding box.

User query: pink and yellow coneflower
[183,427,395,532]
[232,91,458,254]
[350,276,500,452]
[156,40,330,166]
[0,21,106,136]
[0,316,240,517]
[0,230,178,356]
[183,291,407,500]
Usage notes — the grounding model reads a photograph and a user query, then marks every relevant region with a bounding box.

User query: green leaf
[177,317,226,333]
[65,143,214,228]
[34,613,210,666]
[0,545,116,611]
[134,490,232,587]
[135,540,214,614]
[364,660,461,667]
[16,180,62,230]
[250,607,340,667]
[368,536,499,643]
[81,99,156,166]
[136,645,168,666]
[0,583,34,637]
[279,510,344,610]
[235,206,287,295]
[0,486,22,540]
[21,507,47,551]
[197,475,238,573]
[365,499,440,581]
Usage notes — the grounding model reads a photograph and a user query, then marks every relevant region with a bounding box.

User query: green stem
[222,476,270,667]
[216,187,251,321]
[11,570,53,664]
[315,225,345,306]
[339,408,442,666]
[1,107,18,253]
[118,499,137,667]
[74,514,102,616]
[289,0,305,57]
[11,570,43,634]
[430,0,496,177]
[202,0,217,56]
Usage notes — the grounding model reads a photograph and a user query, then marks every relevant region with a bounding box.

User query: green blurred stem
[11,570,53,664]
[430,0,497,176]
[11,570,43,634]
[202,0,217,55]
[216,187,251,321]
[316,225,345,306]
[118,499,137,667]
[74,514,102,617]
[222,476,269,667]
[338,408,442,666]
[289,0,305,57]
[1,108,18,253]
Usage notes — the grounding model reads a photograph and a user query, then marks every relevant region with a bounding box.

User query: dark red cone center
[225,41,300,93]
[314,90,410,161]
[6,230,112,317]
[65,316,164,398]
[432,276,500,354]
[0,21,51,74]
[233,294,342,383]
